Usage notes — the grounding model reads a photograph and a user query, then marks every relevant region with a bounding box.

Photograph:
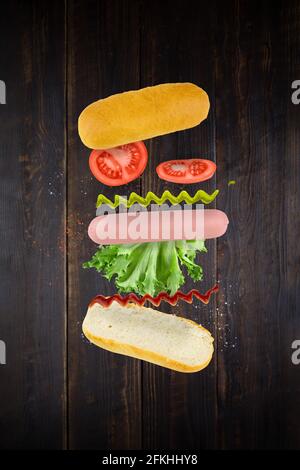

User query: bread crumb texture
[83,302,214,371]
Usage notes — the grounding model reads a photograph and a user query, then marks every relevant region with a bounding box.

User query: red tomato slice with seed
[156,159,216,184]
[89,141,148,186]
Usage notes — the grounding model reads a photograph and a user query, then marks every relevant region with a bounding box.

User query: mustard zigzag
[96,189,219,209]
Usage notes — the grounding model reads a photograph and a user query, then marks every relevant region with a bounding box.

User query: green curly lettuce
[83,240,207,297]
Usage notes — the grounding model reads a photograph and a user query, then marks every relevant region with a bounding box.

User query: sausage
[88,209,229,245]
[78,83,210,149]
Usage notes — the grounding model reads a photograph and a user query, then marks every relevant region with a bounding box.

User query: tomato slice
[89,141,148,186]
[156,159,216,184]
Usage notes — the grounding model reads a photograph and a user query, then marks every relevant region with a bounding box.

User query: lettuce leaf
[83,240,207,297]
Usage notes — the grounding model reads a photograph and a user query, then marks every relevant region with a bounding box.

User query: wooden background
[0,0,300,450]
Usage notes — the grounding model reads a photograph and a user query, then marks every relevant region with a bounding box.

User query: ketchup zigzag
[89,284,219,309]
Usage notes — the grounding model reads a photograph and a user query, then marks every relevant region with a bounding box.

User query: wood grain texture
[0,1,66,449]
[279,0,300,449]
[67,0,142,450]
[215,0,300,449]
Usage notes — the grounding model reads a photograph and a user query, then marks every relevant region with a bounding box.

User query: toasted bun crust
[82,303,214,373]
[78,83,210,149]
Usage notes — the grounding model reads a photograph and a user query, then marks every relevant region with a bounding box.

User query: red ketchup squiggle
[89,284,219,309]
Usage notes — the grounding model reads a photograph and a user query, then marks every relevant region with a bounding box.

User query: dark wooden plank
[279,1,300,449]
[67,0,142,449]
[0,1,66,449]
[215,0,300,449]
[140,0,218,449]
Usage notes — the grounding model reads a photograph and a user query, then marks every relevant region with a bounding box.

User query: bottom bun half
[82,301,214,373]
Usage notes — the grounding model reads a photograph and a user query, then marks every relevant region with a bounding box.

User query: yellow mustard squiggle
[96,189,219,208]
